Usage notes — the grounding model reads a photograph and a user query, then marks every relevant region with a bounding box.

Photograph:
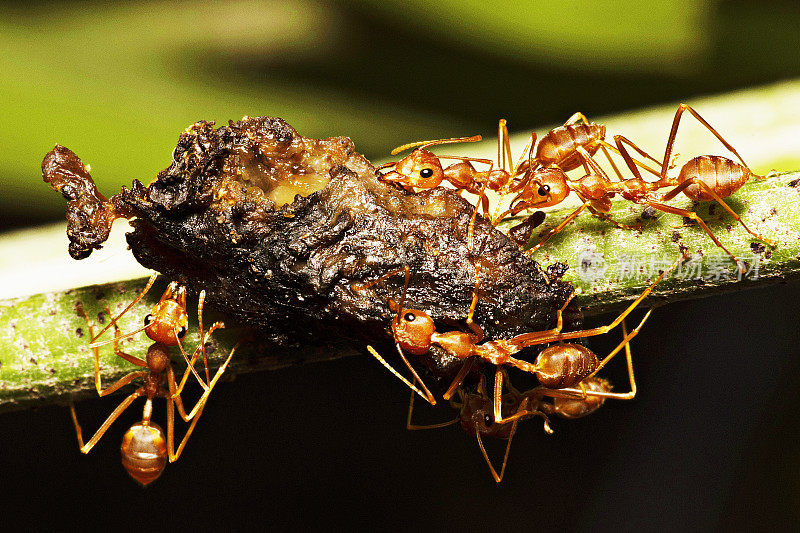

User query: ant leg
[661,104,750,181]
[659,178,777,247]
[525,202,591,254]
[511,254,683,347]
[498,119,512,173]
[442,357,476,400]
[606,137,663,178]
[491,367,551,425]
[69,388,144,454]
[645,199,745,271]
[76,302,118,395]
[492,366,506,422]
[174,321,225,397]
[90,272,158,343]
[475,418,518,483]
[165,390,204,462]
[350,265,409,294]
[405,385,459,430]
[107,315,148,368]
[366,345,436,405]
[564,112,590,126]
[586,205,641,231]
[586,309,651,382]
[174,332,207,391]
[197,290,211,386]
[171,337,242,422]
[512,131,537,177]
[467,186,490,251]
[96,370,149,398]
[598,144,625,181]
[464,263,485,340]
[503,289,580,349]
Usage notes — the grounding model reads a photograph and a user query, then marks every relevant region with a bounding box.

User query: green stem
[1,172,797,413]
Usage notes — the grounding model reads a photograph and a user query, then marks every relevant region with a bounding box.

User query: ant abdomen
[551,377,611,419]
[534,343,598,389]
[678,155,751,201]
[536,123,606,171]
[121,422,168,486]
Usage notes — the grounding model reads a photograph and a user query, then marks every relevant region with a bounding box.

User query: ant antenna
[391,135,482,156]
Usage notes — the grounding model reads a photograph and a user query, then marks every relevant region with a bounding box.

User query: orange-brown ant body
[356,254,675,425]
[70,273,238,485]
[404,317,642,482]
[511,104,775,268]
[380,114,654,231]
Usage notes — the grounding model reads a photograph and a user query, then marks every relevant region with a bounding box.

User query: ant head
[388,299,435,355]
[523,168,570,207]
[393,149,445,189]
[144,282,189,346]
[459,394,515,439]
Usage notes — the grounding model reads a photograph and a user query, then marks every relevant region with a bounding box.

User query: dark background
[3,1,800,530]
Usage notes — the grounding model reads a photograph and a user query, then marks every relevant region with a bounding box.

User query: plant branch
[1,171,797,413]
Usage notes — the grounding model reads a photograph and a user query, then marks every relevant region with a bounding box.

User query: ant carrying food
[508,104,775,269]
[354,253,679,423]
[404,317,645,482]
[70,273,240,485]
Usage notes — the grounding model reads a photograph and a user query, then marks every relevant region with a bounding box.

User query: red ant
[379,115,656,236]
[508,104,776,269]
[404,317,645,482]
[376,124,514,247]
[70,274,239,485]
[355,253,679,422]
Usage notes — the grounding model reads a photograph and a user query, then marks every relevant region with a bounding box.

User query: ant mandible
[403,316,644,482]
[355,253,678,423]
[508,104,775,270]
[70,274,239,485]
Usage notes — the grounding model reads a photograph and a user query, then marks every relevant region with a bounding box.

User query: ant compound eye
[177,326,187,339]
[404,312,416,322]
[419,168,434,179]
[144,314,154,326]
[538,184,550,196]
[483,414,494,427]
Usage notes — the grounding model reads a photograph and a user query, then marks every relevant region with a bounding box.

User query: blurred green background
[4,0,800,228]
[4,1,800,530]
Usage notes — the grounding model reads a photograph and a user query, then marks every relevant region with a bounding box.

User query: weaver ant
[70,274,239,485]
[509,104,775,269]
[379,115,656,237]
[405,317,644,482]
[355,253,678,423]
[377,122,519,247]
